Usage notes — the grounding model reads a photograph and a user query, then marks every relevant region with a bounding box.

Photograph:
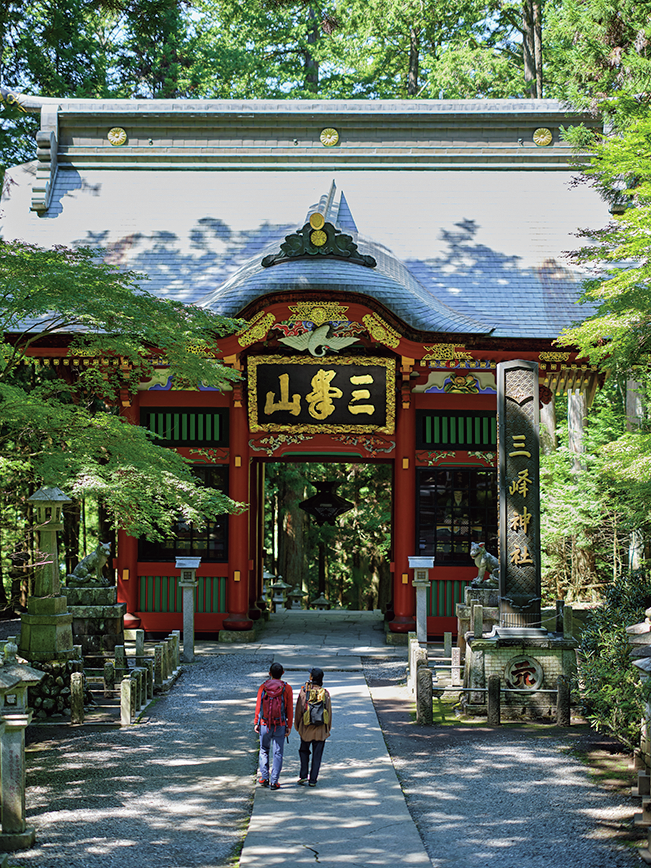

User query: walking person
[295,667,332,787]
[254,662,293,790]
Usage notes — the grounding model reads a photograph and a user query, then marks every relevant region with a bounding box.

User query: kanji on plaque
[306,369,343,420]
[249,355,395,434]
[264,372,301,416]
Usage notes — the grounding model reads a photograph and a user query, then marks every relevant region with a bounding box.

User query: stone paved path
[6,611,644,867]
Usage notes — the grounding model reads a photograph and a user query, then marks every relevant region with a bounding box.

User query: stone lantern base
[18,595,74,663]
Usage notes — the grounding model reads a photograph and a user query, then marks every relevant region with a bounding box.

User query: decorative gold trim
[310,229,327,247]
[237,311,276,348]
[287,302,349,325]
[309,213,325,230]
[533,127,553,147]
[107,127,128,146]
[539,351,570,362]
[422,343,473,361]
[362,313,401,348]
[248,354,396,434]
[320,128,339,147]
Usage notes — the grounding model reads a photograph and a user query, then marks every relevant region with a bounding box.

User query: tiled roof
[1,151,607,340]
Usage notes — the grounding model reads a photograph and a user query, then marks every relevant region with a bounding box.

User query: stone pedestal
[63,586,126,665]
[462,628,578,719]
[456,586,500,654]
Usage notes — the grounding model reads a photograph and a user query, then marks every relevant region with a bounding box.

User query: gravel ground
[18,653,272,868]
[2,641,643,868]
[362,658,641,868]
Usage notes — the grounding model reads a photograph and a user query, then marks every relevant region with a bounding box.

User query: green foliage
[544,0,651,125]
[560,115,651,376]
[579,573,651,748]
[265,461,391,609]
[0,240,242,540]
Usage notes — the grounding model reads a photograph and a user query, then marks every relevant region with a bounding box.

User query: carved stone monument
[459,362,579,719]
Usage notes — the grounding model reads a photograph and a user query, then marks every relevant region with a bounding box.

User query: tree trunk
[567,389,587,471]
[522,0,543,98]
[540,399,557,454]
[408,25,419,96]
[278,475,307,589]
[304,6,319,94]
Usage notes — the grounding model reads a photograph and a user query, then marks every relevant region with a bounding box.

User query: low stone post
[134,629,145,666]
[451,647,461,687]
[70,672,84,724]
[175,557,201,663]
[487,675,501,726]
[129,674,137,719]
[171,630,181,671]
[120,676,132,726]
[556,675,571,726]
[162,639,171,681]
[154,644,163,691]
[473,603,484,639]
[115,645,127,681]
[443,632,452,660]
[563,604,573,639]
[103,660,115,698]
[555,600,564,633]
[144,659,154,701]
[416,666,433,725]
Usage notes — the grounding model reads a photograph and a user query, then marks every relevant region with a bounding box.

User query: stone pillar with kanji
[497,360,541,630]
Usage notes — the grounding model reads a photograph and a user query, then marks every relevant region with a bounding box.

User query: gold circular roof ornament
[310,229,327,247]
[533,128,552,147]
[320,128,339,147]
[107,127,128,146]
[309,212,325,230]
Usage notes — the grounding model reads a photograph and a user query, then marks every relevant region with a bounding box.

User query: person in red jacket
[254,662,293,790]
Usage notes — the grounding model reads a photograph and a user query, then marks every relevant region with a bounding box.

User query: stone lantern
[175,557,201,663]
[408,556,435,644]
[270,577,290,612]
[19,488,74,663]
[0,642,45,852]
[288,585,308,610]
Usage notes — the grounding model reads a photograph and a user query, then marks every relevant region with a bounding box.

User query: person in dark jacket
[254,662,293,790]
[294,667,332,787]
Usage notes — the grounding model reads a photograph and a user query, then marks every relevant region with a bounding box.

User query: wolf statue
[469,541,499,589]
[66,541,112,587]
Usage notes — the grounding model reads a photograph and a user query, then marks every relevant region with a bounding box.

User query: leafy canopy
[0,240,242,537]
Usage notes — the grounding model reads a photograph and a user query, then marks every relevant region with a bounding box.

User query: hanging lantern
[299,481,354,527]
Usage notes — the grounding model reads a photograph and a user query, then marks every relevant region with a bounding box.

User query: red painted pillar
[248,460,262,621]
[117,396,141,628]
[223,394,253,631]
[389,394,416,633]
[117,528,140,628]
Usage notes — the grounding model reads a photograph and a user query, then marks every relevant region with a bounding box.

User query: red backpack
[261,679,288,730]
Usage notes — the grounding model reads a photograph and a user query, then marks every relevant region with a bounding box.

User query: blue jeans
[258,724,287,785]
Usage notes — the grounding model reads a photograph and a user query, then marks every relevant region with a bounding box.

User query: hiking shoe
[297,778,308,785]
[257,777,269,787]
[308,781,317,787]
[269,782,281,790]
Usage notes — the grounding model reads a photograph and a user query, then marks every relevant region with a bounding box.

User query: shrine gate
[1,92,607,637]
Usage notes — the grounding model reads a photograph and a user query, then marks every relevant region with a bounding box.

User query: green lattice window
[417,411,496,449]
[141,408,228,446]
